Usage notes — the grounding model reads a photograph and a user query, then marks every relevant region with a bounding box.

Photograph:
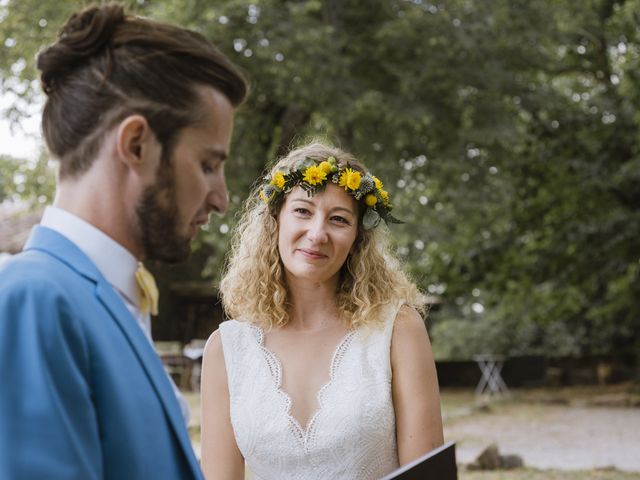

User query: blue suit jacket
[0,226,204,479]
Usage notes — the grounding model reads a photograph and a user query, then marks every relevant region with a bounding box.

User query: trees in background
[1,0,638,358]
[0,154,54,206]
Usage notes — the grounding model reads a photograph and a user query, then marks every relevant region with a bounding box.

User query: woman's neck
[285,278,342,332]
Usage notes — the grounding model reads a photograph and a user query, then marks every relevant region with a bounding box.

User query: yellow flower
[339,168,361,191]
[373,175,383,190]
[318,161,332,174]
[259,190,272,203]
[303,165,327,185]
[380,189,389,206]
[365,194,378,207]
[270,171,286,190]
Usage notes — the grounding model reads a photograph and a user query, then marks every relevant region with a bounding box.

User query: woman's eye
[331,216,350,225]
[294,208,311,215]
[201,162,214,174]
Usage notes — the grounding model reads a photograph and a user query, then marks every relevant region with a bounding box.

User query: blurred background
[2,1,639,477]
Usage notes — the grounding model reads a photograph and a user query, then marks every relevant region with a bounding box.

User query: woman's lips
[297,248,328,259]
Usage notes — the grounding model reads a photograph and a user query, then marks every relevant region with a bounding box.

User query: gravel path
[445,403,640,472]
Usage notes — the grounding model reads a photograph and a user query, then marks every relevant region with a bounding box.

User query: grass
[440,383,640,426]
[459,468,638,480]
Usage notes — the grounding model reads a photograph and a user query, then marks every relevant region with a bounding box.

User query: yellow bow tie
[135,262,159,316]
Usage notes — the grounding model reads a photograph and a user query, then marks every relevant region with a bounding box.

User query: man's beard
[136,166,192,264]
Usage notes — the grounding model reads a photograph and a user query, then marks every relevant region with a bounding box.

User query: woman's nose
[306,219,328,244]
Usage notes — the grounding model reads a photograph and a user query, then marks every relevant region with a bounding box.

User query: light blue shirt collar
[40,206,140,308]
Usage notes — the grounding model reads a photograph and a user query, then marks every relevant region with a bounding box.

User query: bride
[200,142,444,479]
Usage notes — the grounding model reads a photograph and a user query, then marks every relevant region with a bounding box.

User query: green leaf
[363,209,381,230]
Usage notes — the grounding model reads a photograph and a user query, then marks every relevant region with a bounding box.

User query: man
[0,3,247,479]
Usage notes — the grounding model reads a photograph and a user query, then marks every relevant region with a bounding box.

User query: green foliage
[0,152,55,207]
[2,0,639,357]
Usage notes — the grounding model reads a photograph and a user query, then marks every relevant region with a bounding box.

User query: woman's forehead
[287,184,357,211]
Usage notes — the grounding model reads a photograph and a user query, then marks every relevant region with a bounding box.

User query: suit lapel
[94,281,201,473]
[25,226,202,478]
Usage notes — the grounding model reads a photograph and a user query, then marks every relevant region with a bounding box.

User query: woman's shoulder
[218,318,240,331]
[208,318,262,354]
[393,304,425,332]
[204,320,243,352]
[217,318,260,335]
[358,302,423,344]
[203,328,223,361]
[390,304,431,361]
[376,302,426,348]
[376,301,424,333]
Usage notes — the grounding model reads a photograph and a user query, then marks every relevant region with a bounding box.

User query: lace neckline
[250,324,356,449]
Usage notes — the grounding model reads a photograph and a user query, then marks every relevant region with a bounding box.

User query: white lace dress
[219,302,402,480]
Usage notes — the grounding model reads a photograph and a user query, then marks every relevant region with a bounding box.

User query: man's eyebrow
[202,148,228,162]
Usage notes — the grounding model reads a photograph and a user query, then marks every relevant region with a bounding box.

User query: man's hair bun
[37,4,125,94]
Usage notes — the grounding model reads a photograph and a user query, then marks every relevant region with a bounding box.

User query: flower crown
[259,156,401,230]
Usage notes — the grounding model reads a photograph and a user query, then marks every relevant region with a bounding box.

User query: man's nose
[207,172,229,216]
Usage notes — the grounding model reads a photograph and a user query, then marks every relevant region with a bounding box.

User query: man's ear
[115,115,159,173]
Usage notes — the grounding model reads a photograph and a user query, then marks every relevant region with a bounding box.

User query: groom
[0,3,247,479]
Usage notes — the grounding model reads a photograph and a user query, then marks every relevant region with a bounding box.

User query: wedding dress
[219,301,403,480]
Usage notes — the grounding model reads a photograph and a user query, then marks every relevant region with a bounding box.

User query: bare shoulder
[392,304,429,342]
[391,304,444,462]
[391,304,433,367]
[201,328,230,397]
[202,329,224,366]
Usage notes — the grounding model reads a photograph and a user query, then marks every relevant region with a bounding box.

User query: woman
[201,142,444,479]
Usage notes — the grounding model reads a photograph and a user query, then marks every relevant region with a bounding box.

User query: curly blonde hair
[220,142,426,329]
